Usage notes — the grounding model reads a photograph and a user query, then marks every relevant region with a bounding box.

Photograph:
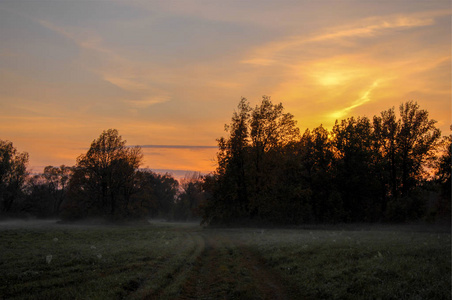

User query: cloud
[34,18,172,110]
[309,15,435,42]
[137,145,217,150]
[139,146,218,173]
[329,80,381,120]
[241,12,443,67]
[102,76,148,91]
[102,75,172,108]
[147,169,209,180]
[37,19,75,40]
[125,96,170,108]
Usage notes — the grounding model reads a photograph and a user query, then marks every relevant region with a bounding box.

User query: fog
[0,219,60,230]
[0,217,449,235]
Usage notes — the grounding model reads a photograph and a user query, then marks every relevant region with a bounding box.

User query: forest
[0,98,450,225]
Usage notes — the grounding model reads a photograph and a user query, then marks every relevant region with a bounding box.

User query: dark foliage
[23,165,73,218]
[173,172,206,221]
[202,98,442,225]
[62,129,144,220]
[132,170,179,219]
[432,133,451,218]
[61,131,181,222]
[0,140,28,213]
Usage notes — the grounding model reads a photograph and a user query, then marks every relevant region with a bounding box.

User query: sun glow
[328,80,381,121]
[318,72,349,86]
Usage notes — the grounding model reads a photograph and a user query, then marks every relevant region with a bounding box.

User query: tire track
[134,227,296,299]
[178,231,293,300]
[133,231,205,299]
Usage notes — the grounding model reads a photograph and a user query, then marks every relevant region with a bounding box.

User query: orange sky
[0,1,450,176]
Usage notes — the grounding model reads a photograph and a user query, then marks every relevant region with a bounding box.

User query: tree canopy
[201,98,444,225]
[0,140,29,212]
[69,129,143,219]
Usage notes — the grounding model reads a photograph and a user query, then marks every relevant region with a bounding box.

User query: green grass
[234,227,451,299]
[0,221,450,299]
[0,222,198,299]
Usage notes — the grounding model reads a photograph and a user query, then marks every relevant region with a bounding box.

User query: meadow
[0,220,450,299]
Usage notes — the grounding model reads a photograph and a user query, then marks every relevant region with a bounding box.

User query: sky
[0,0,450,177]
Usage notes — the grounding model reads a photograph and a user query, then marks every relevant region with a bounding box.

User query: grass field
[0,220,450,299]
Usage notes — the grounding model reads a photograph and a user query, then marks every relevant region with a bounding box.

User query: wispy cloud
[137,145,217,150]
[329,80,381,120]
[125,96,171,108]
[309,15,435,42]
[147,169,209,180]
[35,18,172,109]
[241,13,442,66]
[103,76,149,91]
[36,19,76,41]
[103,76,171,107]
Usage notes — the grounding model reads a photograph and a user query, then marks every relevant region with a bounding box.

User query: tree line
[201,97,450,225]
[0,129,204,222]
[0,98,450,224]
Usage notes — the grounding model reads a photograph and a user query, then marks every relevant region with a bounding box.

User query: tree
[68,129,143,218]
[249,96,300,220]
[433,133,451,217]
[24,165,73,217]
[298,125,336,222]
[43,165,72,214]
[0,140,29,212]
[373,101,440,198]
[436,134,451,193]
[373,107,400,199]
[332,117,382,221]
[175,172,205,221]
[203,96,301,225]
[397,101,441,196]
[129,170,179,219]
[373,101,441,221]
[203,98,443,226]
[212,98,252,223]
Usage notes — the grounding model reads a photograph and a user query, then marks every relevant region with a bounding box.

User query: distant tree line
[201,97,450,225]
[0,99,450,225]
[0,129,203,222]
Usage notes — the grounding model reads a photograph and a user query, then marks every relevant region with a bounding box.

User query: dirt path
[157,229,293,299]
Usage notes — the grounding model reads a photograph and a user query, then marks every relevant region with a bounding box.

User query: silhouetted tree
[298,125,336,222]
[212,98,252,223]
[43,165,72,214]
[132,170,178,219]
[397,101,441,196]
[174,172,205,221]
[373,102,441,221]
[202,98,443,226]
[332,117,383,221]
[67,129,143,219]
[23,175,53,217]
[0,140,29,213]
[24,165,73,217]
[203,97,301,225]
[373,107,400,200]
[433,133,451,217]
[248,96,300,221]
[374,102,440,199]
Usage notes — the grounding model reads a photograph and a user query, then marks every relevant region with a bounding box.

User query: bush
[386,192,426,222]
[60,201,86,221]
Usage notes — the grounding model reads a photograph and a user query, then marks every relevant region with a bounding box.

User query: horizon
[1,1,450,175]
